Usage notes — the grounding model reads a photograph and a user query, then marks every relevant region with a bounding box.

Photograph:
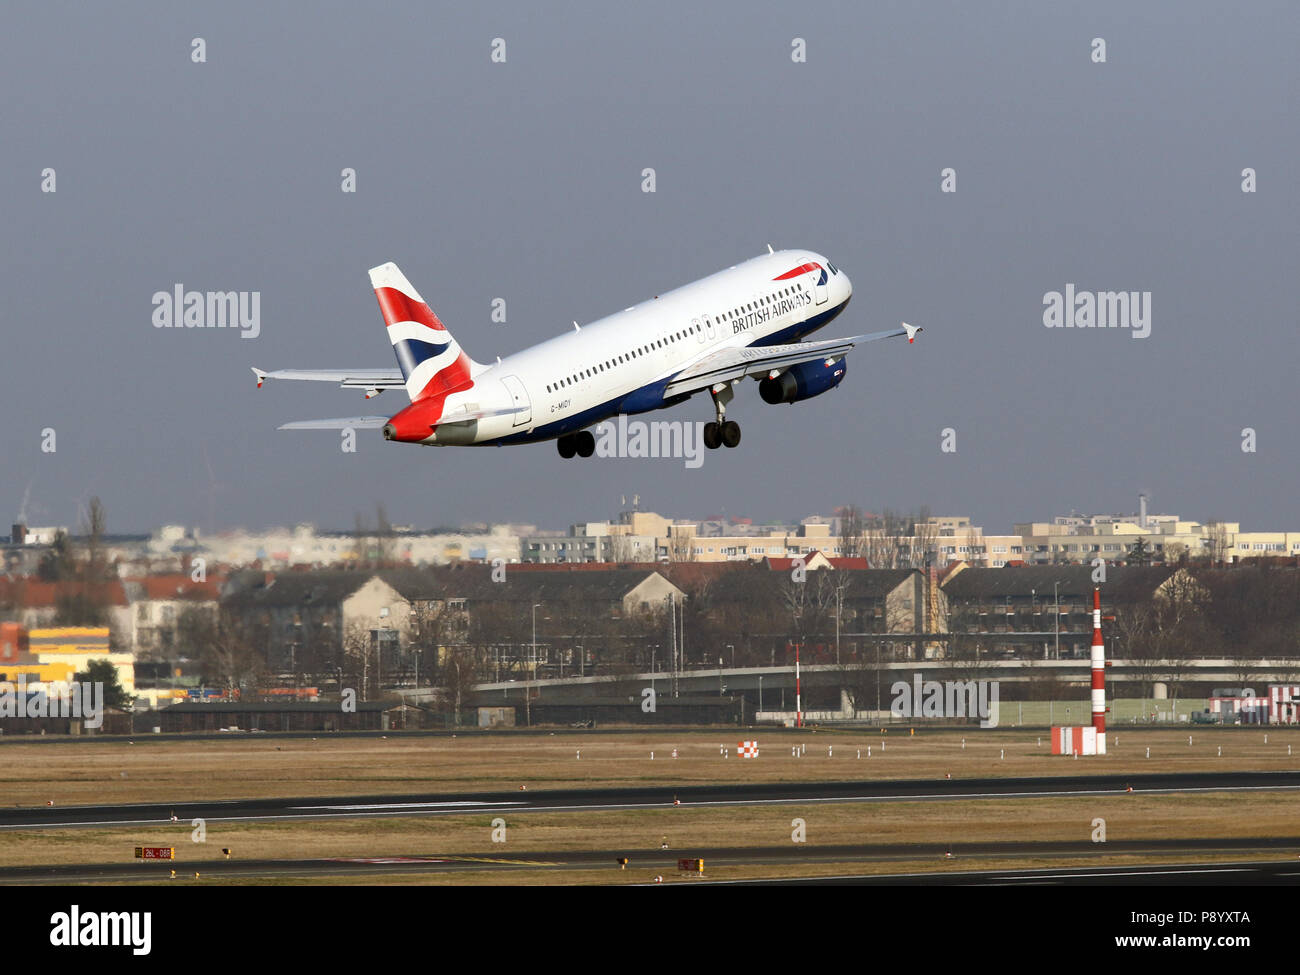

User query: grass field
[1,726,1294,806]
[4,727,1297,884]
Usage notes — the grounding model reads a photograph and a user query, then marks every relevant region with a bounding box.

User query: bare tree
[780,567,837,658]
[342,621,380,699]
[837,505,868,560]
[667,528,696,562]
[863,508,915,569]
[1205,519,1229,565]
[1111,602,1159,698]
[912,507,940,569]
[187,609,268,693]
[409,599,460,686]
[863,514,894,569]
[607,533,642,564]
[352,512,370,567]
[439,645,482,723]
[829,569,855,663]
[82,496,109,583]
[838,652,881,717]
[374,502,395,565]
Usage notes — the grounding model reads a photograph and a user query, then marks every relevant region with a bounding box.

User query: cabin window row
[543,283,803,395]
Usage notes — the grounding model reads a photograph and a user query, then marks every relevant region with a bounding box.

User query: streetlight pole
[875,640,881,715]
[758,675,763,713]
[1054,582,1060,660]
[528,603,540,727]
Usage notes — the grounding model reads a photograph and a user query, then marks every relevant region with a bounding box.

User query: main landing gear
[702,420,740,449]
[703,383,741,450]
[556,430,595,459]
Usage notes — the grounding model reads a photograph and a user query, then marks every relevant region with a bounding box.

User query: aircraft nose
[841,270,853,304]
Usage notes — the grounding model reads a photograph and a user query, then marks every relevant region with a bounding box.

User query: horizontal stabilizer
[253,367,404,388]
[278,416,389,430]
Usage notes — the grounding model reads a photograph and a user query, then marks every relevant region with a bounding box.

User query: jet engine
[758,357,847,405]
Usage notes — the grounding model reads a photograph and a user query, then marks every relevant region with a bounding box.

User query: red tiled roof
[128,574,222,601]
[0,579,128,608]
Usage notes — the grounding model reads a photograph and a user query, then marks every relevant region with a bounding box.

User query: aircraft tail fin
[369,262,486,401]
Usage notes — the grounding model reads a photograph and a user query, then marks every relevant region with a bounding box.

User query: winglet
[252,367,267,388]
[902,322,922,344]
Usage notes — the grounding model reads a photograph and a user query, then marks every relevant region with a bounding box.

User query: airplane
[252,247,921,458]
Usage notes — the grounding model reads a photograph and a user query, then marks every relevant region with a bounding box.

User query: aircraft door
[811,264,828,306]
[500,375,531,427]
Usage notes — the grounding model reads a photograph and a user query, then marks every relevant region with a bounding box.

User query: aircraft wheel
[557,435,577,459]
[575,430,596,458]
[721,420,741,448]
[703,422,722,450]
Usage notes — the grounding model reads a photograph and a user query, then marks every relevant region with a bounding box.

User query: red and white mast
[1091,587,1107,752]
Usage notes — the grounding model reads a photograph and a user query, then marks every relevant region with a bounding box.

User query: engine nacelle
[759,357,847,405]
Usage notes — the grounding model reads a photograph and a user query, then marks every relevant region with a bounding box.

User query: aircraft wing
[662,323,921,398]
[252,367,404,394]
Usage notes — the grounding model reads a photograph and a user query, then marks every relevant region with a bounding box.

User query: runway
[4,770,1300,831]
[5,840,1299,885]
[692,860,1300,886]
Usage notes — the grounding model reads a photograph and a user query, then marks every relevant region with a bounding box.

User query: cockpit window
[826,261,839,275]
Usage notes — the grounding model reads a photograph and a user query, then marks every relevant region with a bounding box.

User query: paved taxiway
[4,770,1300,831]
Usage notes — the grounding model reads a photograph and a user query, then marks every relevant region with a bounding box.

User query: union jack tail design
[369,262,485,402]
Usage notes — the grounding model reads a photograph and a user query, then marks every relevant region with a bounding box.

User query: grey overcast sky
[2,1,1296,535]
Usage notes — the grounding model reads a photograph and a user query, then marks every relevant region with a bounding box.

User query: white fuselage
[432,249,852,445]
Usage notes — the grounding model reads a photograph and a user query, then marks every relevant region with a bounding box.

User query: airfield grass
[3,792,1299,874]
[5,728,1298,883]
[2,727,1298,808]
